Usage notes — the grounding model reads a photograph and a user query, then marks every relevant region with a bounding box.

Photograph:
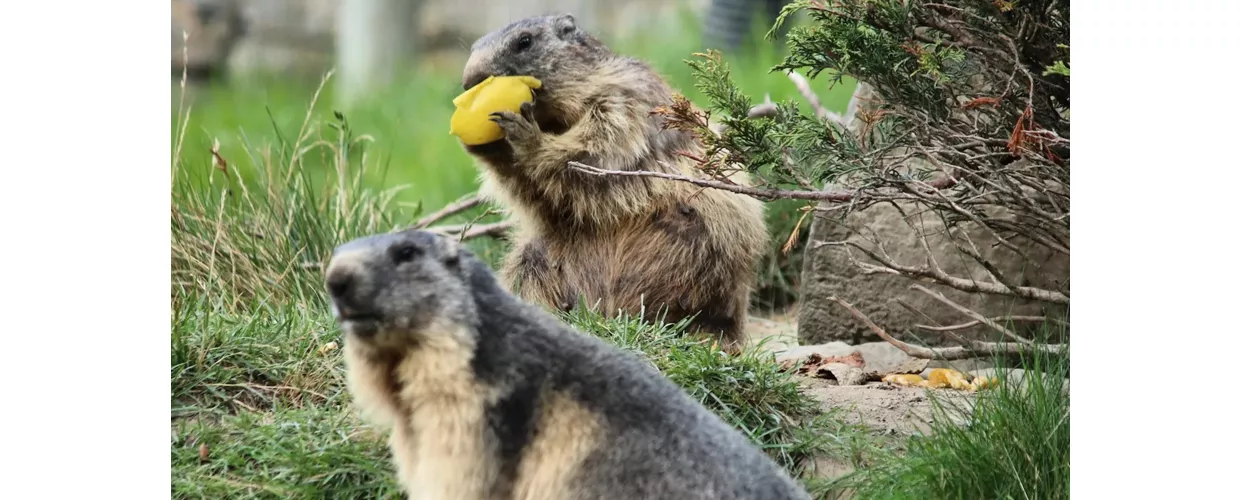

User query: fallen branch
[428,221,513,240]
[910,284,1033,345]
[786,70,851,128]
[412,194,483,229]
[567,161,957,203]
[405,194,514,241]
[827,296,1065,360]
[823,239,1070,304]
[915,315,1045,332]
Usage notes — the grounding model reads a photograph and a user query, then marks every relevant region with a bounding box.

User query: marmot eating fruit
[324,229,811,500]
[458,14,769,349]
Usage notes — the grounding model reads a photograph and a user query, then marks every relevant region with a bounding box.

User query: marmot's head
[462,14,610,124]
[324,229,479,350]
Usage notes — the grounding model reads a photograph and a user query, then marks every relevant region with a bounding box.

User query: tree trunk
[335,0,423,106]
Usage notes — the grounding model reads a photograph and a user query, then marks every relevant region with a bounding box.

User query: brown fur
[461,14,768,349]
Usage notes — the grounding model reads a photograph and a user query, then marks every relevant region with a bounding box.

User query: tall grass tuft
[172,74,419,313]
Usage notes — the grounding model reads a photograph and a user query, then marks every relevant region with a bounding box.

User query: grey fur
[325,229,811,500]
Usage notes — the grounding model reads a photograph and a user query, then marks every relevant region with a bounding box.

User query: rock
[774,341,856,365]
[920,357,990,378]
[816,363,868,386]
[777,341,932,380]
[796,187,1069,346]
[853,342,914,374]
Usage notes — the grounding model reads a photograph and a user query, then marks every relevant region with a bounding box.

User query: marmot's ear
[435,234,462,268]
[555,13,577,38]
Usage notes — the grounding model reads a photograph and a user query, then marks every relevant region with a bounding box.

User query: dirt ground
[745,308,977,438]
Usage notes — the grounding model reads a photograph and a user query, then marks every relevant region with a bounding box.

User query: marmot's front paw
[490,101,541,152]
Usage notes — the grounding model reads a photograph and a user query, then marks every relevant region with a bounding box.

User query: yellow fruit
[882,373,926,387]
[926,368,971,390]
[970,375,1000,391]
[449,75,543,146]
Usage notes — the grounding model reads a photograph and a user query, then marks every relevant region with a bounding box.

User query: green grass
[171,10,1065,500]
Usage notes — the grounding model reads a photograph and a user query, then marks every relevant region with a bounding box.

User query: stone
[796,191,1069,346]
[816,363,868,386]
[853,342,915,374]
[920,357,990,378]
[773,341,855,365]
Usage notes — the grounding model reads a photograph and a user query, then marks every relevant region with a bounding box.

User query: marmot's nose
[463,72,487,92]
[326,269,353,299]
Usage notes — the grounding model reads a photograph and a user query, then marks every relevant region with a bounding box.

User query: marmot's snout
[325,250,382,337]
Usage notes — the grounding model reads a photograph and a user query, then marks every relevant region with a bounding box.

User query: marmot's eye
[516,34,533,52]
[392,244,420,265]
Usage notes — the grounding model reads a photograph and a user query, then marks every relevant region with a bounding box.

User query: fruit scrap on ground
[449,75,542,146]
[882,369,1001,392]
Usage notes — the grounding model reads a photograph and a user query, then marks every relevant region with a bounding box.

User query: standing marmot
[459,14,768,349]
[324,229,811,500]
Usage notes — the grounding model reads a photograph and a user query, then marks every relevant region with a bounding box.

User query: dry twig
[412,194,483,229]
[827,296,1065,360]
[910,284,1033,345]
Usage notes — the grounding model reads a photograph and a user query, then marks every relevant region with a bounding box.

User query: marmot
[459,14,768,349]
[325,229,811,500]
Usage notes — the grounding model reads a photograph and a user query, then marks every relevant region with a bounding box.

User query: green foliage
[677,0,1070,198]
[1044,45,1071,77]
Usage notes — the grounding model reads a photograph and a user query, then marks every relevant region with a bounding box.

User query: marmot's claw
[519,101,537,122]
[490,109,541,148]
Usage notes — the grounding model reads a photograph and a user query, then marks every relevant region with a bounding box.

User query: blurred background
[171,0,858,310]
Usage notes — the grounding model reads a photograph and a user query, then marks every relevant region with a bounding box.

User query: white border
[0,1,168,497]
[1076,0,1240,497]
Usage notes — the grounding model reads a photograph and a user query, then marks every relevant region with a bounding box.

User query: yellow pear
[449,75,543,146]
[925,368,972,390]
[882,373,927,387]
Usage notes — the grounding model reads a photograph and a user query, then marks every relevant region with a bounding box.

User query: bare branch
[786,70,852,128]
[820,239,1069,304]
[828,296,1065,361]
[910,284,1033,345]
[412,194,484,229]
[827,296,935,358]
[915,315,1045,332]
[427,221,513,241]
[566,161,956,203]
